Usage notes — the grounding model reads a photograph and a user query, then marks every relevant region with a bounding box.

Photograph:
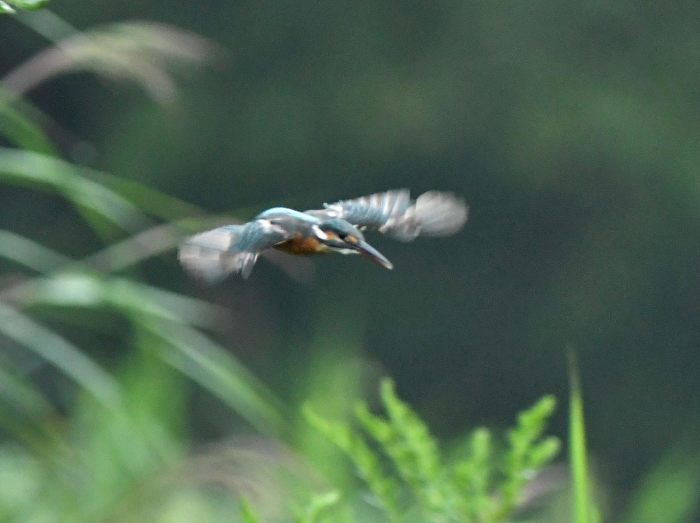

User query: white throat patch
[311,225,328,240]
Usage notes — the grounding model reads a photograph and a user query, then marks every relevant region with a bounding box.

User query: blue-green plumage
[179,189,468,282]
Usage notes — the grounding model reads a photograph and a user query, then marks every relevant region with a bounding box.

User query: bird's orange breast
[274,236,327,255]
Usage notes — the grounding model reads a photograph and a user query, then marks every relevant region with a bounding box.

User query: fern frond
[355,379,457,518]
[527,436,561,470]
[452,427,494,519]
[294,490,341,523]
[495,395,559,520]
[306,382,560,523]
[304,405,401,520]
[380,379,441,485]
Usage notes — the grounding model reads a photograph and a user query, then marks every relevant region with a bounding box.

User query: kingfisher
[178,189,468,283]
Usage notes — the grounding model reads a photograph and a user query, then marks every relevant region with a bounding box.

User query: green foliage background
[1,2,700,521]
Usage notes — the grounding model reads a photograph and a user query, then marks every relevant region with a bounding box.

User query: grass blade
[239,497,262,523]
[569,351,596,523]
[0,101,57,155]
[23,272,226,329]
[0,301,120,406]
[140,318,286,436]
[88,171,203,221]
[0,229,70,273]
[3,20,222,103]
[0,148,150,232]
[0,356,53,417]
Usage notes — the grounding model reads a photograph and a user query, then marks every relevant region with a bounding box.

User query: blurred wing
[178,219,291,283]
[309,189,468,241]
[381,191,469,241]
[308,189,411,230]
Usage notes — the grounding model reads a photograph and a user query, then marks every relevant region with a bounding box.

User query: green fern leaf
[304,405,401,519]
[239,497,262,523]
[295,490,341,523]
[380,379,441,485]
[494,395,559,521]
[453,427,494,520]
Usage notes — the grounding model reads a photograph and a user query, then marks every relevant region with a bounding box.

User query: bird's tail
[178,225,257,283]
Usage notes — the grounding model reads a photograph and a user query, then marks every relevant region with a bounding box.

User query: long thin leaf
[22,272,226,329]
[2,91,96,174]
[0,148,151,232]
[2,20,223,103]
[0,301,120,406]
[0,102,57,155]
[83,221,205,273]
[88,170,204,221]
[0,229,70,273]
[569,351,596,523]
[0,0,48,14]
[0,356,53,417]
[139,317,286,436]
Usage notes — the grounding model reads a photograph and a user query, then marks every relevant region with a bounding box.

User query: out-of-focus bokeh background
[1,2,699,521]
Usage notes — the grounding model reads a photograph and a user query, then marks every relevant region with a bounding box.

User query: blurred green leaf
[141,318,286,436]
[88,172,204,221]
[0,102,57,155]
[0,0,48,13]
[0,229,70,273]
[239,497,262,523]
[0,148,150,233]
[569,352,597,523]
[2,21,223,102]
[0,446,42,520]
[0,301,120,406]
[25,272,225,329]
[296,490,341,523]
[0,356,53,418]
[0,345,196,522]
[620,444,700,523]
[291,297,370,494]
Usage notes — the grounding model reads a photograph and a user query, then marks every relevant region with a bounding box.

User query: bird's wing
[178,219,291,282]
[308,189,469,241]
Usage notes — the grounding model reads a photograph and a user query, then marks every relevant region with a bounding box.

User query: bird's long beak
[352,239,394,270]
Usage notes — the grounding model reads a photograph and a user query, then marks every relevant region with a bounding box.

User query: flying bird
[179,189,468,283]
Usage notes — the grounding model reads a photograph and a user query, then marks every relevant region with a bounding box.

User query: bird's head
[312,219,393,270]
